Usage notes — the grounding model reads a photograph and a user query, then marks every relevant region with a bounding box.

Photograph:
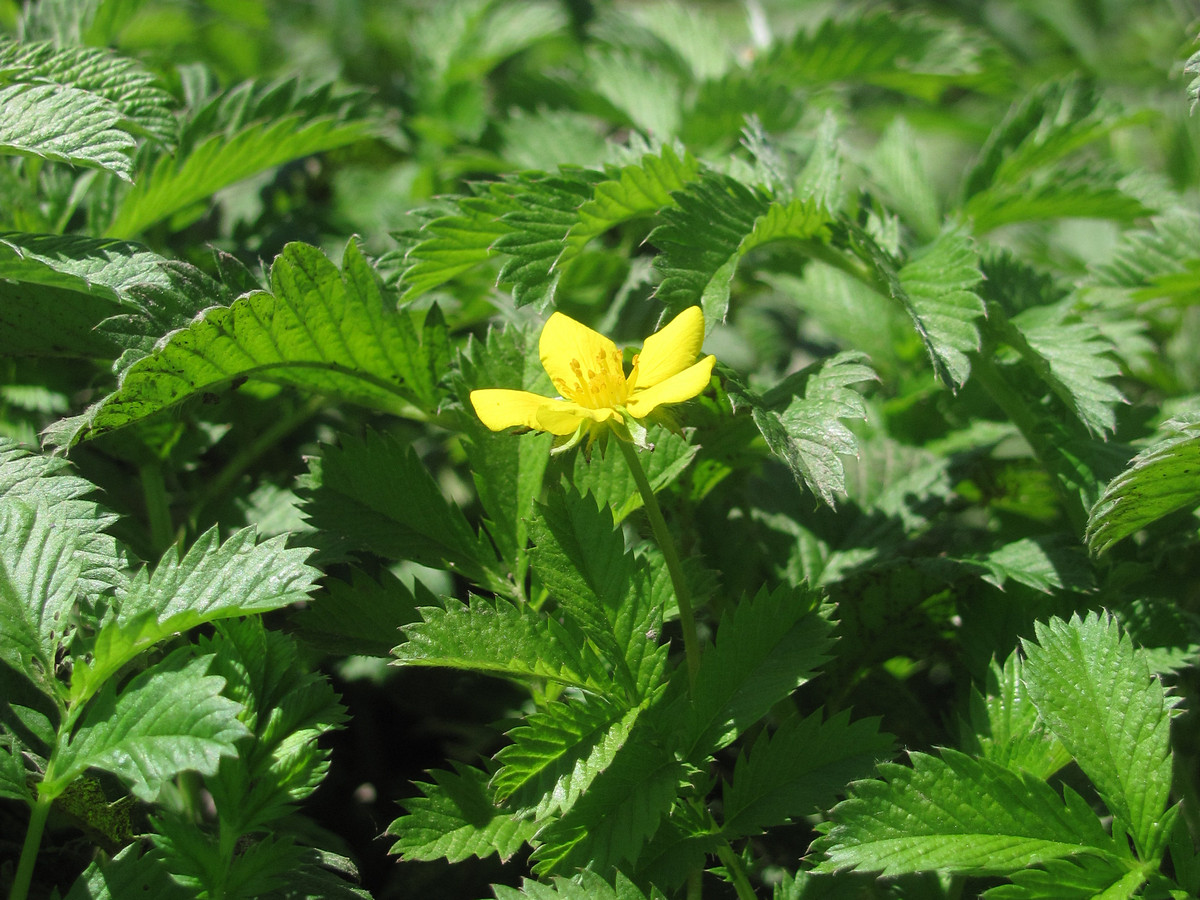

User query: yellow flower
[470,306,716,442]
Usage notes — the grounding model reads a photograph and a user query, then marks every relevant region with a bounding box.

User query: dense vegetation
[2,1,1200,898]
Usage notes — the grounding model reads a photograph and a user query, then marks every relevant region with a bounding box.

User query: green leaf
[63,845,192,900]
[721,710,893,840]
[1087,415,1200,553]
[69,526,318,705]
[963,654,1071,781]
[290,567,424,658]
[58,241,445,446]
[1021,612,1177,861]
[495,870,663,900]
[724,353,876,506]
[530,724,689,875]
[0,81,134,179]
[0,39,175,144]
[1006,302,1126,437]
[811,749,1120,876]
[1087,207,1200,301]
[571,426,698,523]
[493,172,601,309]
[768,9,990,101]
[561,145,700,264]
[650,170,767,325]
[975,536,1094,595]
[398,192,514,301]
[301,429,503,591]
[0,741,30,801]
[865,117,942,240]
[47,652,249,802]
[897,229,986,389]
[0,497,84,695]
[0,232,170,303]
[492,694,639,818]
[107,78,375,237]
[686,584,833,759]
[388,762,536,863]
[982,855,1149,900]
[392,594,611,694]
[1188,45,1200,112]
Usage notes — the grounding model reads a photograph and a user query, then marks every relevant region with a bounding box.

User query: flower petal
[535,400,621,435]
[626,354,715,418]
[539,312,622,404]
[628,306,706,391]
[470,389,556,432]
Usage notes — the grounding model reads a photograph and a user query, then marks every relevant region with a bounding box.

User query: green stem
[617,439,701,689]
[716,842,758,900]
[10,793,53,900]
[686,868,703,900]
[139,461,175,553]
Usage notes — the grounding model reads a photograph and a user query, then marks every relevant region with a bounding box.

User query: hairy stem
[716,842,759,900]
[617,438,701,689]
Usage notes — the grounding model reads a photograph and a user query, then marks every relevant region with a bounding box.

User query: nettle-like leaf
[495,870,664,900]
[492,694,640,819]
[290,567,425,658]
[1087,207,1200,302]
[973,535,1094,595]
[811,749,1120,877]
[0,498,83,695]
[767,8,990,101]
[1005,302,1125,438]
[1021,612,1177,861]
[301,429,504,592]
[0,81,135,179]
[63,845,192,900]
[392,594,612,694]
[529,721,690,876]
[1188,45,1200,111]
[0,232,173,359]
[981,854,1151,900]
[107,78,376,237]
[721,710,893,840]
[725,353,876,507]
[963,654,1071,781]
[560,144,700,266]
[397,191,515,301]
[571,426,698,524]
[0,40,175,144]
[45,652,249,802]
[962,78,1152,231]
[54,240,447,447]
[388,763,537,864]
[897,229,987,388]
[1087,414,1200,553]
[69,526,318,706]
[685,584,833,760]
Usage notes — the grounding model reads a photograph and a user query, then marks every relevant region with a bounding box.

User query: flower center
[556,348,629,409]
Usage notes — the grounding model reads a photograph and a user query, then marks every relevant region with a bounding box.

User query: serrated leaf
[492,695,638,818]
[584,47,682,137]
[1087,415,1200,553]
[494,172,601,309]
[964,654,1071,781]
[47,652,249,802]
[388,762,536,863]
[107,79,375,237]
[0,497,84,695]
[301,429,504,591]
[0,39,175,144]
[898,229,986,389]
[982,854,1147,900]
[866,117,941,240]
[63,845,192,900]
[1087,207,1200,300]
[725,353,875,506]
[290,567,424,658]
[975,536,1094,594]
[650,170,767,325]
[812,749,1120,876]
[398,192,514,301]
[686,584,833,759]
[495,870,663,900]
[0,81,134,179]
[1021,612,1176,861]
[69,526,318,705]
[59,240,445,446]
[530,724,688,875]
[561,145,700,264]
[966,164,1152,232]
[392,594,610,693]
[721,710,893,840]
[0,232,170,303]
[571,426,698,524]
[0,741,30,801]
[768,9,989,101]
[1008,302,1125,437]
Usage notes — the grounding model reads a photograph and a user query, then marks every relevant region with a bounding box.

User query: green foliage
[4,3,1200,899]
